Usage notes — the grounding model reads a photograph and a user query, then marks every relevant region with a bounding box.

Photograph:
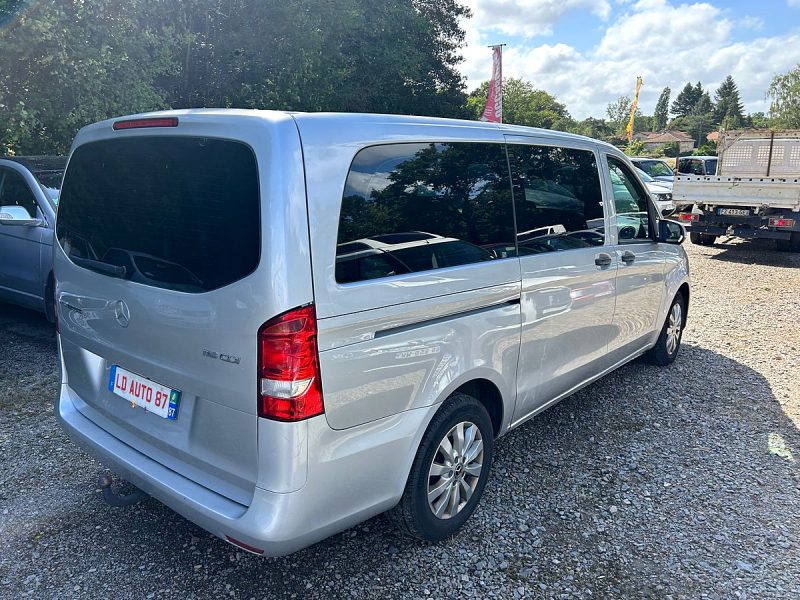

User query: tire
[390,393,494,542]
[644,293,686,366]
[777,232,800,253]
[690,232,715,246]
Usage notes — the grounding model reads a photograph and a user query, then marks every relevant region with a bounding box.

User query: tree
[569,117,613,140]
[606,95,631,134]
[670,81,703,118]
[0,1,181,154]
[653,87,671,131]
[624,140,646,156]
[713,75,744,129]
[0,0,473,154]
[745,112,770,129]
[466,78,573,130]
[767,64,800,129]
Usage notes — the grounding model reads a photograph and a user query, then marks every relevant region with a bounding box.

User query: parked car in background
[636,169,675,216]
[55,110,689,557]
[677,156,717,176]
[0,156,65,319]
[630,157,675,184]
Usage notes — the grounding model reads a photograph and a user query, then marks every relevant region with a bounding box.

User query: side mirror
[659,219,685,244]
[0,205,43,227]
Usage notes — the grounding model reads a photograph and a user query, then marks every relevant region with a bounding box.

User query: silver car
[0,156,65,319]
[55,110,690,556]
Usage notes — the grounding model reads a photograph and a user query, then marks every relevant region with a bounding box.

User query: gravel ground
[1,239,799,599]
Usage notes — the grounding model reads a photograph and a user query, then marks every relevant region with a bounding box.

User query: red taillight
[676,213,692,222]
[112,117,179,130]
[257,304,324,421]
[769,217,795,228]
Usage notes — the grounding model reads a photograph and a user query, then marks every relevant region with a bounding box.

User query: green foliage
[0,0,471,154]
[466,78,573,130]
[694,141,717,156]
[670,81,704,118]
[662,142,680,158]
[606,95,634,136]
[624,140,646,156]
[745,112,770,129]
[568,117,613,140]
[713,75,744,129]
[653,87,670,131]
[767,63,800,129]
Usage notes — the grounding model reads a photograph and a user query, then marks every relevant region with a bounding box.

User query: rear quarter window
[57,137,259,293]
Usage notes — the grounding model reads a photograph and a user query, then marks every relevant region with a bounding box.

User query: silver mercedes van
[55,110,689,556]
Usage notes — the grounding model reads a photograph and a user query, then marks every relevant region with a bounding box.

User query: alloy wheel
[427,421,484,520]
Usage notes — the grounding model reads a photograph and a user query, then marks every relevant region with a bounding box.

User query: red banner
[481,45,503,123]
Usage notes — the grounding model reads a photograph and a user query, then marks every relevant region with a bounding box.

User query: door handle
[621,251,636,264]
[594,253,612,267]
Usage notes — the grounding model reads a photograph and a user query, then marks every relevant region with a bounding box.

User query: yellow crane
[626,76,643,143]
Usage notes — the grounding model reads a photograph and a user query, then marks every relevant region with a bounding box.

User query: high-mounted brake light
[769,217,795,228]
[257,305,324,421]
[112,117,179,131]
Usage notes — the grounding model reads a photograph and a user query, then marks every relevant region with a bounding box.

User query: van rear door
[54,113,312,505]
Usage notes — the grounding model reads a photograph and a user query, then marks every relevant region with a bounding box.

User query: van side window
[606,157,652,242]
[507,144,606,253]
[336,143,515,284]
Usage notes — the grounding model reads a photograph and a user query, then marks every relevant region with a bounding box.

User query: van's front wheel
[390,393,494,542]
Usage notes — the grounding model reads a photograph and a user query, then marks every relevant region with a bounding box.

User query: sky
[459,0,800,120]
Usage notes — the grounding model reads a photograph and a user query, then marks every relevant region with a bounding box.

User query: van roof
[77,108,613,151]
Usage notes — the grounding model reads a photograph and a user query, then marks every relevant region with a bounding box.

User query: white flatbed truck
[672,129,800,251]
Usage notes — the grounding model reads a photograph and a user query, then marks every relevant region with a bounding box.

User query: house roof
[706,131,720,142]
[642,130,694,144]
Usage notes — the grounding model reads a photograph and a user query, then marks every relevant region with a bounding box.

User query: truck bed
[672,175,800,210]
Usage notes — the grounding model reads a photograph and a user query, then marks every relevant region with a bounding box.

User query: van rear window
[57,137,259,293]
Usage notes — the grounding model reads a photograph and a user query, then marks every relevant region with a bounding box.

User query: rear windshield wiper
[71,256,127,279]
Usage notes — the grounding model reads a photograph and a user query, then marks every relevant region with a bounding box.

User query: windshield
[33,170,63,204]
[636,169,655,183]
[638,160,673,178]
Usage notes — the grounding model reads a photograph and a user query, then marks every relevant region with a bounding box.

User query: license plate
[718,208,750,216]
[108,365,181,420]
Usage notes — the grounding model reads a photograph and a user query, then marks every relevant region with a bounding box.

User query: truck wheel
[690,233,715,246]
[644,293,686,366]
[390,393,494,542]
[777,233,800,252]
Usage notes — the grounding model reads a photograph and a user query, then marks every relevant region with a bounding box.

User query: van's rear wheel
[390,393,494,542]
[644,293,685,366]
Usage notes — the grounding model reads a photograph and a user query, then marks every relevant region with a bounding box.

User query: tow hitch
[97,473,148,507]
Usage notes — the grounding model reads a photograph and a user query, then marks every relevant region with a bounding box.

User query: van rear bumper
[56,381,436,556]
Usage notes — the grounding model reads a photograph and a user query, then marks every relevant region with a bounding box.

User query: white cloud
[789,0,800,7]
[462,0,611,38]
[462,0,800,119]
[738,16,764,31]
